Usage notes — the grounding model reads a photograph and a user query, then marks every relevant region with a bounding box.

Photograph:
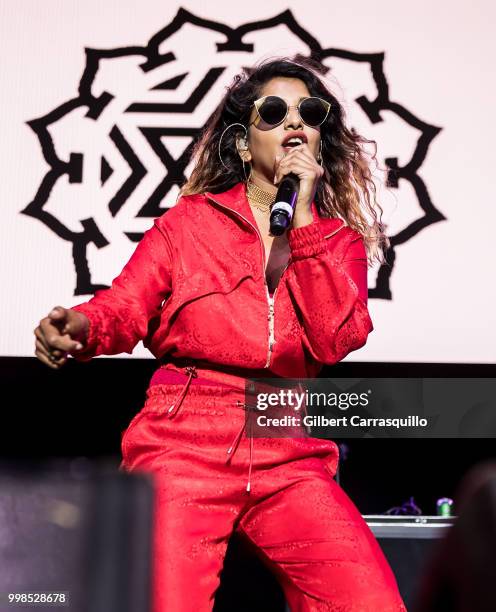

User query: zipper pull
[167,366,197,419]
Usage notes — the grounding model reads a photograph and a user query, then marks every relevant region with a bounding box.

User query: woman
[34,56,406,611]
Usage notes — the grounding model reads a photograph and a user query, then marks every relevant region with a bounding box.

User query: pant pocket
[120,406,156,468]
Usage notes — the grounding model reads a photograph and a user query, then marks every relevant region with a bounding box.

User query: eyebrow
[270,95,308,103]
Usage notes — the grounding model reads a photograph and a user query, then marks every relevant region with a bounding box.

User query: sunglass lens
[257,96,287,125]
[300,98,328,126]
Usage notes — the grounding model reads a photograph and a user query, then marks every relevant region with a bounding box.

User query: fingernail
[75,343,83,350]
[49,309,59,317]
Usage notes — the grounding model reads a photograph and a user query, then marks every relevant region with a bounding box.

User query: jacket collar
[205,182,345,238]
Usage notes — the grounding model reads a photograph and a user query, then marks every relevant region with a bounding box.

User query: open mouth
[282,132,308,149]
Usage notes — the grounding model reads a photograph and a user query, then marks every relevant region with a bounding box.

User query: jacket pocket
[168,267,250,311]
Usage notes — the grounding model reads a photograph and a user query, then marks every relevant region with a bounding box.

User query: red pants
[121,379,406,612]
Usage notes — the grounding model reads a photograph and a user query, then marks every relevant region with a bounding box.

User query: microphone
[270,173,299,236]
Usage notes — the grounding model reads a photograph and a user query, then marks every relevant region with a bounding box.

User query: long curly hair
[180,55,389,264]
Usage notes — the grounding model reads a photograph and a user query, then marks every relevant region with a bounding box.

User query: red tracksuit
[72,182,406,611]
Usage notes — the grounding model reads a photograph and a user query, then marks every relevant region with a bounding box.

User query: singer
[34,56,405,611]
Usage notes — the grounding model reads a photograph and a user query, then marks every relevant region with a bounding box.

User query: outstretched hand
[34,306,89,369]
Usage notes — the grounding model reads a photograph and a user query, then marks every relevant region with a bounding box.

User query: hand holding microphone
[271,142,324,235]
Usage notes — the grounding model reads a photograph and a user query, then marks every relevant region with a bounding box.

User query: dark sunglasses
[251,95,331,128]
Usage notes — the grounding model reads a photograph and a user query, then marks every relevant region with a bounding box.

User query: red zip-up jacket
[71,182,373,378]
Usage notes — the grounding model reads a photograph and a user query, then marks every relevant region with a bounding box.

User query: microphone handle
[270,173,299,236]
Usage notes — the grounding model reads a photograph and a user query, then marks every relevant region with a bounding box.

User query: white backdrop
[1,0,494,362]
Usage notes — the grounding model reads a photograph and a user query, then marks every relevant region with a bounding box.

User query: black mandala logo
[24,8,444,298]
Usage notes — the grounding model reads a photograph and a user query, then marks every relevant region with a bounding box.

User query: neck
[248,170,277,195]
[246,174,277,216]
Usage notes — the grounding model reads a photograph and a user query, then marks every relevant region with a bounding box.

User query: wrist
[72,309,90,344]
[292,207,313,229]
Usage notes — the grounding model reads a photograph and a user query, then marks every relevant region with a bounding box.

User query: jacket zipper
[265,286,274,368]
[206,195,274,368]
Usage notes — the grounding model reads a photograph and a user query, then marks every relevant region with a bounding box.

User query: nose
[285,105,303,129]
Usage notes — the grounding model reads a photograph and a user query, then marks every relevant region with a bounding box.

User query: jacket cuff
[287,220,327,260]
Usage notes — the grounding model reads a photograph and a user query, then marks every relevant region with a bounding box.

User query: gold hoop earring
[318,140,323,166]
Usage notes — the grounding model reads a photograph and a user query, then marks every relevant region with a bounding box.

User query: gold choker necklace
[246,179,276,213]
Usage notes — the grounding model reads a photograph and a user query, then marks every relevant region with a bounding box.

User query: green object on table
[436,497,453,517]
